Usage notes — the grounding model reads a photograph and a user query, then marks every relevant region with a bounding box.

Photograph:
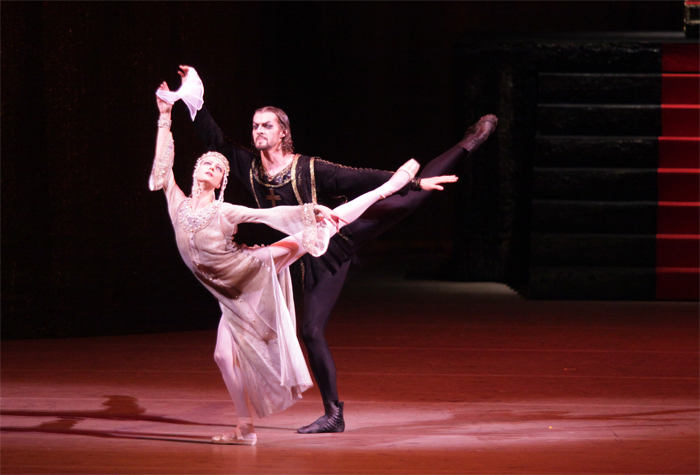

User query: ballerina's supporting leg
[266,159,419,272]
[212,316,257,445]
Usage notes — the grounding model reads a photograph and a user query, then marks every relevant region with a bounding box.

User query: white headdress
[191,151,230,203]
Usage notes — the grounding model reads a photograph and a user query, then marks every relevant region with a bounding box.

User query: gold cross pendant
[266,188,282,207]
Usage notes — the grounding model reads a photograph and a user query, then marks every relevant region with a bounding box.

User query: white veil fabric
[156,67,205,120]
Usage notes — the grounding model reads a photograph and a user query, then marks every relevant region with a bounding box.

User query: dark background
[2,2,683,339]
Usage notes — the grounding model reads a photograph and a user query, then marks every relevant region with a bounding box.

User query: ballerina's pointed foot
[380,159,420,199]
[212,427,257,445]
[397,158,420,181]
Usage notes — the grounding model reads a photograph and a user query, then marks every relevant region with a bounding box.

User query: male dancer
[161,66,497,433]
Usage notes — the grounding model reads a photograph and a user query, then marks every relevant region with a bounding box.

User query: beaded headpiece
[191,151,231,202]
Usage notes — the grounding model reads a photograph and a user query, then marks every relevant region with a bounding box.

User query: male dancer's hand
[420,175,458,191]
[177,65,191,84]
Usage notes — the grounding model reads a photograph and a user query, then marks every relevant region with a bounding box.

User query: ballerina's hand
[419,175,458,191]
[314,205,348,232]
[156,82,172,115]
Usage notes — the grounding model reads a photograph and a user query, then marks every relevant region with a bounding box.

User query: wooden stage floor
[2,274,698,474]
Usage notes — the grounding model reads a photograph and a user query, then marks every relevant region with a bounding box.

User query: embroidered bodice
[177,198,222,234]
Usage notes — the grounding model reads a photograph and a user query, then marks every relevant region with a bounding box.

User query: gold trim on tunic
[252,158,294,188]
[291,154,304,205]
[250,168,263,208]
[310,157,317,204]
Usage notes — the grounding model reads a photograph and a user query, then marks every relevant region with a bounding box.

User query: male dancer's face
[252,111,286,152]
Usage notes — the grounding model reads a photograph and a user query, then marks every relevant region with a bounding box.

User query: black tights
[300,144,468,405]
[300,260,351,404]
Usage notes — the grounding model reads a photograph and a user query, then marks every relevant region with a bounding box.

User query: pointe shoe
[379,159,420,198]
[458,114,498,153]
[212,427,257,445]
[396,158,420,181]
[297,401,345,434]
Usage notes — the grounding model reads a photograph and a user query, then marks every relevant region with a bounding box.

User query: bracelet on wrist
[157,118,172,129]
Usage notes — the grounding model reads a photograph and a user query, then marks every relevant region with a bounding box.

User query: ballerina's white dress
[149,129,336,418]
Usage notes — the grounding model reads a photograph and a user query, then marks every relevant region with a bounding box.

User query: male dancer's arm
[312,159,433,204]
[192,105,253,187]
[193,105,415,205]
[178,67,442,206]
[164,65,254,187]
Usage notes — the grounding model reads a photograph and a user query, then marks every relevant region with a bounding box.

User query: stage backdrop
[2,2,683,339]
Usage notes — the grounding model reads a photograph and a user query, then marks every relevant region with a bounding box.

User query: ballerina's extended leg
[331,159,419,225]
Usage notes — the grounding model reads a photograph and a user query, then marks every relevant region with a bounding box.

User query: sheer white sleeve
[149,129,186,220]
[149,130,175,191]
[155,67,204,120]
[221,203,333,257]
[299,204,333,257]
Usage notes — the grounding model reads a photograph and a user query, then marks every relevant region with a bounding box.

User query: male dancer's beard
[254,139,268,151]
[253,135,275,152]
[254,138,283,153]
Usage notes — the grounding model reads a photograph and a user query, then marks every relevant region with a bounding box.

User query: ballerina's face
[196,158,226,190]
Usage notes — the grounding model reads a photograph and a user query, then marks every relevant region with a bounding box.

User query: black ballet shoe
[458,114,498,153]
[297,401,345,434]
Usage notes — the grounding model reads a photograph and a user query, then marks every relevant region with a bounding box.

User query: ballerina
[149,82,456,444]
